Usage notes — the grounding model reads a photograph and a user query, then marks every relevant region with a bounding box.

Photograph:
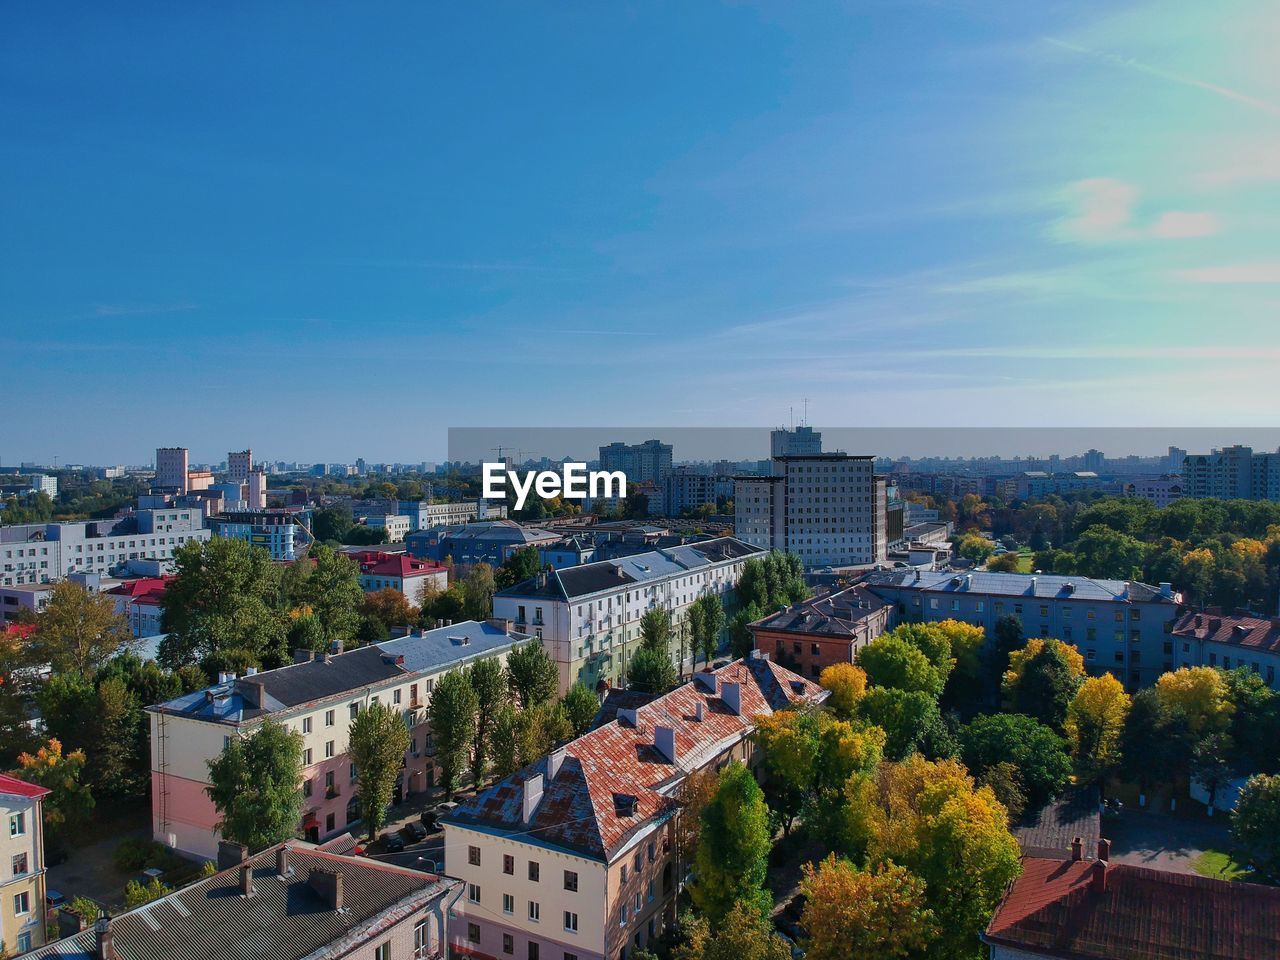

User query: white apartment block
[0,510,210,588]
[369,514,413,543]
[491,538,764,694]
[735,454,886,569]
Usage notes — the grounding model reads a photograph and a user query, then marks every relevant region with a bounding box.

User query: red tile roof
[446,656,825,861]
[107,577,173,600]
[986,856,1280,960]
[354,551,449,580]
[0,773,50,801]
[1171,610,1280,654]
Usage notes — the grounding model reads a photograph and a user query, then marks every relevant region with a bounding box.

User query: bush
[112,837,183,874]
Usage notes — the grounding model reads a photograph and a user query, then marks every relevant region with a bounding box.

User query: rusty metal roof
[445,655,825,861]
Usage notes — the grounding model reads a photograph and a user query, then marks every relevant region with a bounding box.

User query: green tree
[426,669,477,797]
[691,762,773,926]
[299,544,366,651]
[460,563,497,621]
[1223,667,1280,774]
[856,687,952,761]
[1003,639,1085,732]
[205,718,304,852]
[627,647,678,694]
[0,627,39,766]
[639,607,672,654]
[495,547,542,590]
[1065,674,1131,781]
[988,614,1025,693]
[695,594,726,665]
[160,538,286,671]
[673,899,791,960]
[12,739,94,856]
[506,642,559,709]
[468,657,508,785]
[1120,687,1190,795]
[857,636,944,698]
[312,505,353,543]
[34,580,134,676]
[962,713,1072,808]
[124,876,170,909]
[1071,524,1147,580]
[1232,773,1280,880]
[561,683,599,736]
[348,702,411,839]
[90,676,142,798]
[986,553,1020,572]
[727,604,761,660]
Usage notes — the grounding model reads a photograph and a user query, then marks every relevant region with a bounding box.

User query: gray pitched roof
[28,843,455,960]
[863,569,1177,604]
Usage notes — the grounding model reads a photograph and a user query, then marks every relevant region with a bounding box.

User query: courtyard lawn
[1189,849,1251,882]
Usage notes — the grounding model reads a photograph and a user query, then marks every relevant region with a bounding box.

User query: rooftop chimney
[694,702,705,722]
[1160,582,1173,598]
[654,725,678,763]
[276,846,291,878]
[94,913,115,960]
[1097,837,1111,862]
[720,680,743,716]
[487,616,513,634]
[217,840,248,871]
[523,773,545,823]
[1071,836,1083,862]
[694,671,718,695]
[548,747,566,781]
[293,648,311,664]
[239,862,254,897]
[308,868,344,911]
[1091,859,1109,894]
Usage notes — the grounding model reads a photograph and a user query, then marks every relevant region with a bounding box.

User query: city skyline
[6,1,1280,463]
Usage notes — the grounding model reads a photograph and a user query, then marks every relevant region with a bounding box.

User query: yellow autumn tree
[1155,666,1233,737]
[1065,674,1130,779]
[841,755,1021,960]
[818,662,867,718]
[800,855,935,960]
[1004,638,1085,688]
[934,619,986,686]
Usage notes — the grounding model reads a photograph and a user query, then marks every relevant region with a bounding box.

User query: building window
[325,709,335,726]
[302,716,312,734]
[469,845,481,866]
[12,852,28,876]
[9,812,25,837]
[565,911,579,933]
[529,944,540,960]
[503,854,514,874]
[529,901,541,922]
[468,884,481,903]
[503,893,514,914]
[14,890,30,915]
[468,923,481,944]
[325,740,335,759]
[503,934,514,955]
[303,748,313,766]
[529,860,540,882]
[414,919,431,959]
[375,942,391,960]
[350,703,361,720]
[564,869,578,892]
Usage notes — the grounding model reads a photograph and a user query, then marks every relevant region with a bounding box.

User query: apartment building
[154,446,190,493]
[598,440,673,491]
[209,509,306,561]
[1182,445,1280,501]
[748,583,891,681]
[408,521,559,568]
[353,551,450,607]
[442,656,825,960]
[735,454,886,570]
[862,569,1183,689]
[1,774,49,957]
[0,510,210,588]
[659,469,734,518]
[770,425,822,457]
[1121,476,1185,508]
[27,841,458,960]
[147,619,531,859]
[106,576,171,637]
[491,538,764,694]
[1169,610,1280,689]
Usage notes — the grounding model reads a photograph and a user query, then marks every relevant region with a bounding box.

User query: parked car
[422,801,458,830]
[402,821,427,842]
[383,832,406,853]
[46,890,67,912]
[133,867,165,887]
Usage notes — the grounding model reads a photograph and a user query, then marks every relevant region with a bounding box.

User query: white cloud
[1174,262,1280,284]
[1149,210,1221,238]
[1053,177,1137,242]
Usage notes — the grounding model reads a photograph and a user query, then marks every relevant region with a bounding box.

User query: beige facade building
[147,620,530,860]
[0,774,49,957]
[442,656,825,960]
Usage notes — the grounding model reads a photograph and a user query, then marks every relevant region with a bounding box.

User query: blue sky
[4,1,1278,464]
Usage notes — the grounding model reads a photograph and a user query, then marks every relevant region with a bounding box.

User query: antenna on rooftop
[802,398,810,426]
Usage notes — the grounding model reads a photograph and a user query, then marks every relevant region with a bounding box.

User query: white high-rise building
[770,425,822,457]
[154,447,189,493]
[736,453,886,569]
